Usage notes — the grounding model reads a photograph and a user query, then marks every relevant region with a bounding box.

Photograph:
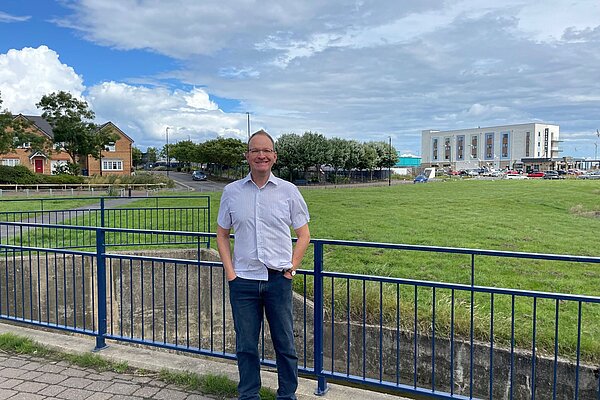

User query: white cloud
[87,82,247,149]
[0,11,30,23]
[0,46,84,114]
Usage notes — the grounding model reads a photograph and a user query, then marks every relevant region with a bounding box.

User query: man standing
[216,130,310,400]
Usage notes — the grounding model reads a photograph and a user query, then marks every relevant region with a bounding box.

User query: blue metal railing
[1,221,599,399]
[0,195,211,249]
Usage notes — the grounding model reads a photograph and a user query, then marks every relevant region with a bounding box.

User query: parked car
[543,170,563,180]
[577,170,600,180]
[191,170,207,181]
[527,171,545,178]
[413,174,428,183]
[504,173,529,180]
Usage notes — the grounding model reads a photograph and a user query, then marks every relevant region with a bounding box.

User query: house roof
[18,115,133,143]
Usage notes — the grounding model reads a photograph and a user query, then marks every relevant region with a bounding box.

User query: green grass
[0,332,270,399]
[3,180,600,362]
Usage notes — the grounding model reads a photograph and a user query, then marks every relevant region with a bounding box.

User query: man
[216,130,310,400]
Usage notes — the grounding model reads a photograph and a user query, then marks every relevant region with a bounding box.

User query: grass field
[2,180,599,362]
[201,178,600,362]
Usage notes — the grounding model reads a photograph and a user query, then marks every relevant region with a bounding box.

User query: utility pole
[388,136,392,186]
[246,112,251,140]
[165,127,170,177]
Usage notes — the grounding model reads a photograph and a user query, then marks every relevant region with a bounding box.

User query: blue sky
[1,0,600,158]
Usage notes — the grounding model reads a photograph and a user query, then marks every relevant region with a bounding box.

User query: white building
[420,123,562,171]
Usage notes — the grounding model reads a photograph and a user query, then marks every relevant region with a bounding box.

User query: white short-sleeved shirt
[217,173,310,281]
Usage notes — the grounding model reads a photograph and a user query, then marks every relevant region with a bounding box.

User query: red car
[527,171,545,178]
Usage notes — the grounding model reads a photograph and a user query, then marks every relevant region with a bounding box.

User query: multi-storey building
[420,123,564,172]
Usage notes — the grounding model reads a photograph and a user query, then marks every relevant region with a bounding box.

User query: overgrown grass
[0,332,269,399]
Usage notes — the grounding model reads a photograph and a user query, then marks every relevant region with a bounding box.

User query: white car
[504,173,529,180]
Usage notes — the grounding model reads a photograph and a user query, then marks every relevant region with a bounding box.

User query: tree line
[151,131,398,183]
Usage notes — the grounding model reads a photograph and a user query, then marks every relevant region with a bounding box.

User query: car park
[577,170,600,180]
[527,171,545,178]
[413,174,428,183]
[191,170,207,181]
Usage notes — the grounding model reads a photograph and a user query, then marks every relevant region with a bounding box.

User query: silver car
[577,171,600,180]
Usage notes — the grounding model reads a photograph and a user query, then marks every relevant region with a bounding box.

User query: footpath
[0,322,407,400]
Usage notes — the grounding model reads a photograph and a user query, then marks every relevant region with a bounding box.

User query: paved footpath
[0,351,217,400]
[0,323,407,400]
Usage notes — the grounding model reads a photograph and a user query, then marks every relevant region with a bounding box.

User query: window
[501,132,509,158]
[485,133,494,159]
[105,142,116,152]
[525,132,530,157]
[1,159,20,166]
[17,142,31,149]
[456,135,464,160]
[471,135,478,158]
[432,138,438,161]
[102,159,123,171]
[444,137,451,160]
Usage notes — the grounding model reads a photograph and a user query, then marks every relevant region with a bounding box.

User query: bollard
[49,188,53,196]
[71,188,74,196]
[25,188,30,197]
[128,187,132,197]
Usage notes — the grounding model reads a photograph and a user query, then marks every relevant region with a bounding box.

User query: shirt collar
[243,172,279,188]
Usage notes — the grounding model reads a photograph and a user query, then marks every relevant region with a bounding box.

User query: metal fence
[0,221,599,399]
[0,195,211,249]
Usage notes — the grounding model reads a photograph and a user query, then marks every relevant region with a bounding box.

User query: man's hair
[248,129,275,150]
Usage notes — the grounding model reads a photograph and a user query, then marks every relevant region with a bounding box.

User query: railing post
[100,197,105,228]
[94,227,108,350]
[313,240,329,395]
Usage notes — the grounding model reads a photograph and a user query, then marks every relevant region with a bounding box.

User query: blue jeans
[228,272,298,400]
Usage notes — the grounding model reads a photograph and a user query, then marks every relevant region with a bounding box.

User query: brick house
[1,115,133,176]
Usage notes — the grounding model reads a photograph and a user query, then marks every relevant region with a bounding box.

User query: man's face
[246,134,277,174]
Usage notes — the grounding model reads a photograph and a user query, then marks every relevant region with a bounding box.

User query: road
[155,171,229,192]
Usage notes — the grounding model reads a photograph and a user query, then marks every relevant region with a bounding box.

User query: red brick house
[1,115,133,176]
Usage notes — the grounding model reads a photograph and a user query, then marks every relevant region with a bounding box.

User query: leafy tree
[36,91,118,173]
[326,137,351,183]
[358,142,378,177]
[146,147,158,164]
[0,92,47,154]
[132,146,143,167]
[369,140,398,171]
[275,133,302,180]
[344,140,363,172]
[297,131,329,181]
[169,140,198,169]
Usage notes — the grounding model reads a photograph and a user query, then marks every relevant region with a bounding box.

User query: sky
[1,0,600,158]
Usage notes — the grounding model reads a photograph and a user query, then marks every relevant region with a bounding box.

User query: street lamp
[165,127,170,177]
[246,112,251,140]
[595,129,600,168]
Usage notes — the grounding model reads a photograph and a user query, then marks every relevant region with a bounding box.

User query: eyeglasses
[248,148,275,155]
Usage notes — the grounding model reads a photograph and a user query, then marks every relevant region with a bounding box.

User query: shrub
[0,165,43,184]
[42,174,85,184]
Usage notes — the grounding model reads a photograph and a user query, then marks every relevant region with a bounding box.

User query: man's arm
[216,225,236,281]
[285,223,310,278]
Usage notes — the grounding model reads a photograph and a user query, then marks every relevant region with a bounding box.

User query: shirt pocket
[273,202,291,225]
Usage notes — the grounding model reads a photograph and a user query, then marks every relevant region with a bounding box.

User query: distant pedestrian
[216,130,310,400]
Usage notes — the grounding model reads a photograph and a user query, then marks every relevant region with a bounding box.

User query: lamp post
[165,127,170,177]
[388,136,392,186]
[246,112,251,139]
[595,129,600,168]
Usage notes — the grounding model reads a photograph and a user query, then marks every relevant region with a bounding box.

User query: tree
[146,147,158,164]
[169,140,198,169]
[326,137,351,183]
[0,91,47,155]
[36,91,118,173]
[132,146,143,167]
[297,131,329,181]
[275,133,302,180]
